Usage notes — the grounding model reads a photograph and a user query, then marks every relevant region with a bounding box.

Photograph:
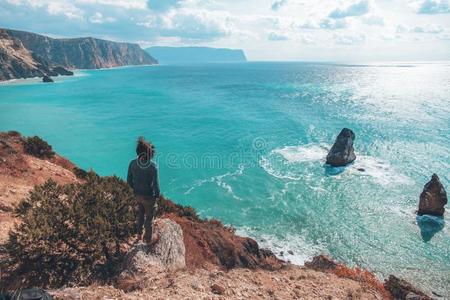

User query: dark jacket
[127,159,160,198]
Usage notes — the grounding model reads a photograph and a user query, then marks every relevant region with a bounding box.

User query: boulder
[326,128,356,167]
[42,75,54,83]
[418,174,447,216]
[53,66,74,76]
[304,255,337,271]
[121,218,186,276]
[384,275,430,300]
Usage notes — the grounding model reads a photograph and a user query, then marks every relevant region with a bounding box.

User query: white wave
[184,164,245,200]
[273,144,329,163]
[236,227,322,266]
[261,143,413,186]
[348,155,414,186]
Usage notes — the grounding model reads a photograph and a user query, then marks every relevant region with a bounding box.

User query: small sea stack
[42,75,54,83]
[418,174,447,216]
[326,128,356,167]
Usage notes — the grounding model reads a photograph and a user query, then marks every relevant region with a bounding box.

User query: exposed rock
[384,275,431,300]
[42,75,54,83]
[52,66,73,76]
[0,28,157,81]
[418,174,447,216]
[210,283,226,295]
[326,128,356,167]
[0,29,51,80]
[121,218,185,276]
[305,255,337,271]
[6,29,157,69]
[163,211,283,270]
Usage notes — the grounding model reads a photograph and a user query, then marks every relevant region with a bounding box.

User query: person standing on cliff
[127,137,160,244]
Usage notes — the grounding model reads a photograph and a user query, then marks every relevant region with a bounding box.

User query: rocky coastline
[0,29,157,82]
[0,131,432,299]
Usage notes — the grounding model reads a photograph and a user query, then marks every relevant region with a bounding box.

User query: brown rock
[211,283,225,295]
[418,174,447,216]
[326,128,356,167]
[384,275,431,300]
[305,255,337,272]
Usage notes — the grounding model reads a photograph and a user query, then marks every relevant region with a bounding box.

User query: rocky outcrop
[418,174,447,216]
[122,218,186,276]
[384,275,431,300]
[326,128,356,167]
[304,255,337,271]
[6,29,157,70]
[0,28,157,81]
[0,29,53,80]
[42,75,53,83]
[53,66,73,76]
[157,198,283,270]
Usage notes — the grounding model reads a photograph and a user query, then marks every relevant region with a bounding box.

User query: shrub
[73,167,89,179]
[23,136,55,159]
[157,196,201,222]
[3,172,136,288]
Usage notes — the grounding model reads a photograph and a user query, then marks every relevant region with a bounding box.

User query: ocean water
[0,62,449,295]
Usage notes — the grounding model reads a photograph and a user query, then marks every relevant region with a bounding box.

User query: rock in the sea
[122,218,185,276]
[53,66,74,76]
[42,75,54,83]
[384,275,430,300]
[418,174,447,217]
[326,128,356,167]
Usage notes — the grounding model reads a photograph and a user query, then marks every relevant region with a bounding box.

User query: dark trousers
[136,195,157,242]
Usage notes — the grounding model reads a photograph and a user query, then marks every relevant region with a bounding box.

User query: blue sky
[1,0,449,61]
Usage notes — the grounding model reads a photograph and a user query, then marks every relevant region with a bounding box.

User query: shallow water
[0,62,449,295]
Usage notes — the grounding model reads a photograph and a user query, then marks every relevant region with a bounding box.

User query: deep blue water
[0,62,449,295]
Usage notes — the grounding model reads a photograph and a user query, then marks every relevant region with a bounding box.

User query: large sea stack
[418,174,447,216]
[326,128,356,167]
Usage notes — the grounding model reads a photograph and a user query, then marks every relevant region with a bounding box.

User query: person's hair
[136,136,155,160]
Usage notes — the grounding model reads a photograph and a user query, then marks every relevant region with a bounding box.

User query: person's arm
[152,165,160,198]
[127,161,134,189]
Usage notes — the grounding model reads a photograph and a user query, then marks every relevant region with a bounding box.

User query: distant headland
[0,28,157,81]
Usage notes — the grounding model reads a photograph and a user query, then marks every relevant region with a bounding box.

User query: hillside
[0,131,430,299]
[146,46,247,64]
[0,29,157,81]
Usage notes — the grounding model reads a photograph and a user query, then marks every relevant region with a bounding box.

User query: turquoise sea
[0,62,449,296]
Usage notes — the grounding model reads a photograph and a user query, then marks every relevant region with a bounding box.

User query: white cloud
[417,0,450,14]
[320,18,348,30]
[329,0,370,19]
[47,2,84,19]
[334,33,366,45]
[1,0,449,61]
[89,12,115,24]
[271,0,288,11]
[362,15,385,26]
[268,32,289,41]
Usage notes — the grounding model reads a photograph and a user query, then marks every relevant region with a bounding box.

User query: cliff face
[146,46,247,64]
[0,29,157,81]
[0,29,53,80]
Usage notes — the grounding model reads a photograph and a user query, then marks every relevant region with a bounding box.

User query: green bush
[3,172,135,288]
[73,167,89,179]
[23,136,55,159]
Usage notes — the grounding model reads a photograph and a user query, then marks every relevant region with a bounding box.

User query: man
[127,137,160,244]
